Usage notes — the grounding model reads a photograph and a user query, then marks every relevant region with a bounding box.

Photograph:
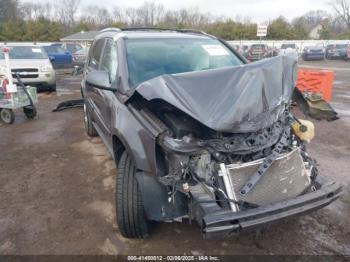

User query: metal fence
[227,39,350,50]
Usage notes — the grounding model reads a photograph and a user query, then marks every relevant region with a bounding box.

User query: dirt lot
[0,60,349,256]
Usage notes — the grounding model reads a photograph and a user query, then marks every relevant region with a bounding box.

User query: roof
[60,31,99,41]
[61,28,216,42]
[0,42,46,47]
[97,28,215,41]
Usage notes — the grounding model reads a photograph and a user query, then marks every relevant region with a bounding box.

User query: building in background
[60,31,99,48]
[309,24,322,39]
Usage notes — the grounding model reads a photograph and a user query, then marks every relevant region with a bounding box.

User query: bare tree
[113,6,126,24]
[125,7,141,26]
[55,0,80,29]
[331,0,350,29]
[80,6,114,29]
[22,2,53,20]
[0,0,20,22]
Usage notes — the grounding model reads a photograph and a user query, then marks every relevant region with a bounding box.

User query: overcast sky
[21,0,330,23]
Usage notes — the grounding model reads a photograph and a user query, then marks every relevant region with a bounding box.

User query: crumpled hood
[135,56,297,133]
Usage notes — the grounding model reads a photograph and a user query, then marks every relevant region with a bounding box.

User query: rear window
[251,44,267,49]
[126,38,242,86]
[335,44,348,49]
[0,46,47,59]
[281,44,296,49]
[66,44,82,53]
[44,46,66,54]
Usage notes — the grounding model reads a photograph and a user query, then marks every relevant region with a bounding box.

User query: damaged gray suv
[81,28,341,239]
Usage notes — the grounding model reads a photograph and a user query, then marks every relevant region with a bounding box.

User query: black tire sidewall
[83,101,98,137]
[116,151,150,238]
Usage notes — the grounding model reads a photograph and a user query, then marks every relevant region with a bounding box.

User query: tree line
[0,0,349,42]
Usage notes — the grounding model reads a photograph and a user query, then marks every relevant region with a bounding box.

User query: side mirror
[86,70,116,91]
[49,56,55,62]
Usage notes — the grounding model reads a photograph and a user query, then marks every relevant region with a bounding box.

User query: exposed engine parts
[156,108,319,213]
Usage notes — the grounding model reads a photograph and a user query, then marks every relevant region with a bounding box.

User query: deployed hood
[135,56,297,133]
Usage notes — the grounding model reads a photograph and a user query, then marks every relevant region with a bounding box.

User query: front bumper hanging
[190,175,342,239]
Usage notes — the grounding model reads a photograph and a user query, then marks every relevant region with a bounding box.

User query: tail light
[1,78,11,99]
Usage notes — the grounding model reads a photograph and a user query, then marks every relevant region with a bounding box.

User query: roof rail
[100,27,121,33]
[176,29,216,38]
[120,27,216,38]
[121,27,176,32]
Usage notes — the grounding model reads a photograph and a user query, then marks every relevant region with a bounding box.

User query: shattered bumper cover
[192,176,342,239]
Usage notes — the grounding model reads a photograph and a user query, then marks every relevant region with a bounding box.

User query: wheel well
[113,135,126,164]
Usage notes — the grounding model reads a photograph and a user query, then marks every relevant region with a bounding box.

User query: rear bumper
[192,176,342,239]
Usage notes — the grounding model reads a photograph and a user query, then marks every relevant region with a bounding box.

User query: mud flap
[292,89,339,121]
[135,172,188,221]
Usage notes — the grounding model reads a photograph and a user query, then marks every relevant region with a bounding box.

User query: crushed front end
[154,109,341,238]
[132,56,341,238]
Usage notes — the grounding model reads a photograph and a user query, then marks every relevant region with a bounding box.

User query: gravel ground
[0,60,349,256]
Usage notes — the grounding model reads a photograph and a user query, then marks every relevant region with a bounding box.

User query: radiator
[224,148,311,207]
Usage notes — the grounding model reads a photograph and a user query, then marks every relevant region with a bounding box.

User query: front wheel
[0,108,15,124]
[116,151,150,239]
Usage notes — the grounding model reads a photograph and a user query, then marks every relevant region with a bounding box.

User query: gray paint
[135,56,298,133]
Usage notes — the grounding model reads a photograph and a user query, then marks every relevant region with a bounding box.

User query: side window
[100,39,118,83]
[88,39,105,70]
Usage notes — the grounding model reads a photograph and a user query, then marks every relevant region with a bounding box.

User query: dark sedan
[326,44,349,60]
[302,46,325,61]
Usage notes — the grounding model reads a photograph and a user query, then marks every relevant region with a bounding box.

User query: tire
[23,106,37,119]
[116,151,150,239]
[83,102,98,137]
[0,108,15,124]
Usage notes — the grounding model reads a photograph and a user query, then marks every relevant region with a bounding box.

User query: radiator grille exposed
[226,149,311,206]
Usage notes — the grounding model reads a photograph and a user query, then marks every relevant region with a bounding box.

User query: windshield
[251,44,267,49]
[336,44,348,49]
[44,45,66,54]
[126,38,243,86]
[0,46,47,59]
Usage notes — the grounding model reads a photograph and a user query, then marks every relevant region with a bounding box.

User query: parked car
[241,45,250,57]
[346,45,350,61]
[0,44,56,91]
[246,44,270,61]
[81,28,341,239]
[43,45,73,69]
[302,45,325,61]
[72,48,89,67]
[279,43,298,59]
[61,43,83,54]
[325,44,348,59]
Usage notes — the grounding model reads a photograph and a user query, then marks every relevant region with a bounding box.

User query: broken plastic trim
[52,99,84,112]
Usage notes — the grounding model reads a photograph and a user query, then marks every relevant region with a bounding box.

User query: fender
[110,98,167,174]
